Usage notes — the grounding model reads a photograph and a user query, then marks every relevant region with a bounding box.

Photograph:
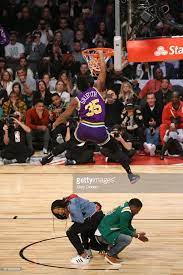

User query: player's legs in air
[100,136,140,184]
[41,123,140,183]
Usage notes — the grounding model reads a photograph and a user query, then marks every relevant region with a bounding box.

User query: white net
[82,48,113,77]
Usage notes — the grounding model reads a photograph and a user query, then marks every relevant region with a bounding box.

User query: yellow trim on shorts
[81,120,105,126]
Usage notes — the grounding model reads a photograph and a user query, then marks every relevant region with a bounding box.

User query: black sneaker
[40,154,54,165]
[128,173,140,184]
[65,159,76,165]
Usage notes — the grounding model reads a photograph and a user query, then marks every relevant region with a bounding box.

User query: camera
[6,114,19,125]
[111,124,124,139]
[114,132,120,138]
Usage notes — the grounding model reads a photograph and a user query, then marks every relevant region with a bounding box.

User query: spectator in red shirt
[139,68,172,99]
[160,92,183,143]
[26,99,50,154]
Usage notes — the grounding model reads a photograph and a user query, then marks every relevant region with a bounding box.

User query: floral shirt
[2,100,27,121]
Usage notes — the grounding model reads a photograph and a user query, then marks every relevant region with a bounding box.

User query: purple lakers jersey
[76,87,105,123]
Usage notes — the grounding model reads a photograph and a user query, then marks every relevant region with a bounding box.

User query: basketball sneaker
[128,173,140,184]
[40,153,54,165]
[65,159,76,165]
[113,254,123,262]
[70,255,90,265]
[105,254,121,267]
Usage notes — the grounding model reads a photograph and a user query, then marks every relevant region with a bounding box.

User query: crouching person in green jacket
[95,198,149,266]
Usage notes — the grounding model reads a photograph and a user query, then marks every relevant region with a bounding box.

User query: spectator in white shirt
[5,31,25,72]
[16,57,34,80]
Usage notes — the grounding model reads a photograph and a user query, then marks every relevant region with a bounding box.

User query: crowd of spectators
[0,0,182,164]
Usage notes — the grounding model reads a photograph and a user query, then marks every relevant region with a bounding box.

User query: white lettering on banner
[169,46,183,55]
[154,46,183,57]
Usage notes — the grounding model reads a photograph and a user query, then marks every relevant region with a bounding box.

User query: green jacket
[97,202,136,244]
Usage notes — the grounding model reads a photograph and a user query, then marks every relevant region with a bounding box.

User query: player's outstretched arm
[95,50,106,93]
[52,98,78,129]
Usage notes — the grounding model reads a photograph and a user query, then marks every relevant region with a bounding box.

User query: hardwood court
[0,164,183,275]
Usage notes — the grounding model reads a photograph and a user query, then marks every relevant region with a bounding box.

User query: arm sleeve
[120,211,135,237]
[128,224,136,232]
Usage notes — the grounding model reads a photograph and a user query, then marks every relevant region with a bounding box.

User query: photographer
[1,112,32,164]
[101,124,135,164]
[142,93,162,156]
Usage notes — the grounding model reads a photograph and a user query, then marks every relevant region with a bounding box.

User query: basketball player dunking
[41,51,140,184]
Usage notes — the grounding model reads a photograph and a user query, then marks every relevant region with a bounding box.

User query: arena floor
[1,164,183,275]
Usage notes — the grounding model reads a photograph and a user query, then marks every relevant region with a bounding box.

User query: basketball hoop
[82,48,114,77]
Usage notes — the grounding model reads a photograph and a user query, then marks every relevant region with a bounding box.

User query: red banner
[127,37,183,62]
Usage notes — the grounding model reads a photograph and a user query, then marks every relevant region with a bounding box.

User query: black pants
[52,139,94,164]
[51,124,67,147]
[65,148,94,164]
[102,137,132,174]
[52,136,132,174]
[1,145,32,163]
[66,211,104,255]
[161,138,183,157]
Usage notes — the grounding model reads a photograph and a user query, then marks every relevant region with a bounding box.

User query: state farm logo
[154,45,183,56]
[154,46,168,56]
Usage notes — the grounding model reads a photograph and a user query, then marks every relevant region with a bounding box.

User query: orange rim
[82,48,114,58]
